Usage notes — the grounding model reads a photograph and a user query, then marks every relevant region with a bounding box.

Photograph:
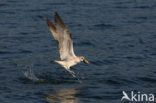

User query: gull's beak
[83,59,89,64]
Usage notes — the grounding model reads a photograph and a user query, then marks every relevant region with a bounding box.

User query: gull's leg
[68,69,82,83]
[66,68,76,77]
[66,67,82,83]
[69,70,76,78]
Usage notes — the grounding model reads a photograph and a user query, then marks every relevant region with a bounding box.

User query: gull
[47,12,88,77]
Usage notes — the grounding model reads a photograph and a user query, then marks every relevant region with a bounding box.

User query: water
[0,0,156,103]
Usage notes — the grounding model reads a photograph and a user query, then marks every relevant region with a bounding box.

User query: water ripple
[138,77,156,83]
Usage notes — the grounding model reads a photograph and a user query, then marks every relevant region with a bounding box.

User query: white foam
[23,64,40,82]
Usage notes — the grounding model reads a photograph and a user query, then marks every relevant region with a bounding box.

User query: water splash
[23,64,40,82]
[75,77,82,84]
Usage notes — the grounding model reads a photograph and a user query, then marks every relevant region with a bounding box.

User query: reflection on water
[45,88,79,103]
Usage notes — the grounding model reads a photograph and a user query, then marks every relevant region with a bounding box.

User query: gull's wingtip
[54,12,60,21]
[46,17,52,24]
[55,12,59,16]
[46,17,49,20]
[46,17,56,29]
[46,17,50,25]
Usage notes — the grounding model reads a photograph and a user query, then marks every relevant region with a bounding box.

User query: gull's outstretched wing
[47,12,76,60]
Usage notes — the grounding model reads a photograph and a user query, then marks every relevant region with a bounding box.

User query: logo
[121,91,155,102]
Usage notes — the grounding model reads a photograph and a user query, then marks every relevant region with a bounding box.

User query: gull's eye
[80,57,83,60]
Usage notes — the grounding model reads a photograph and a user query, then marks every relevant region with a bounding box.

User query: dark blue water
[0,0,156,103]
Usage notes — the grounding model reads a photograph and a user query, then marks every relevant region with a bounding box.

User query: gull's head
[79,56,89,64]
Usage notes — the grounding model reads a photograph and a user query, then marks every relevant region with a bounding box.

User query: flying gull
[47,12,88,77]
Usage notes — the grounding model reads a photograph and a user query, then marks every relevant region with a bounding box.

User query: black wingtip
[46,17,49,23]
[54,12,67,29]
[55,12,58,16]
[55,12,60,21]
[46,17,56,31]
[46,16,49,20]
[46,17,51,26]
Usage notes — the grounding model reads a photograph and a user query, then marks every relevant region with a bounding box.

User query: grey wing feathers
[47,12,76,60]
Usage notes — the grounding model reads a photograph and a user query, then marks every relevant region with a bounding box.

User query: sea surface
[0,0,156,103]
